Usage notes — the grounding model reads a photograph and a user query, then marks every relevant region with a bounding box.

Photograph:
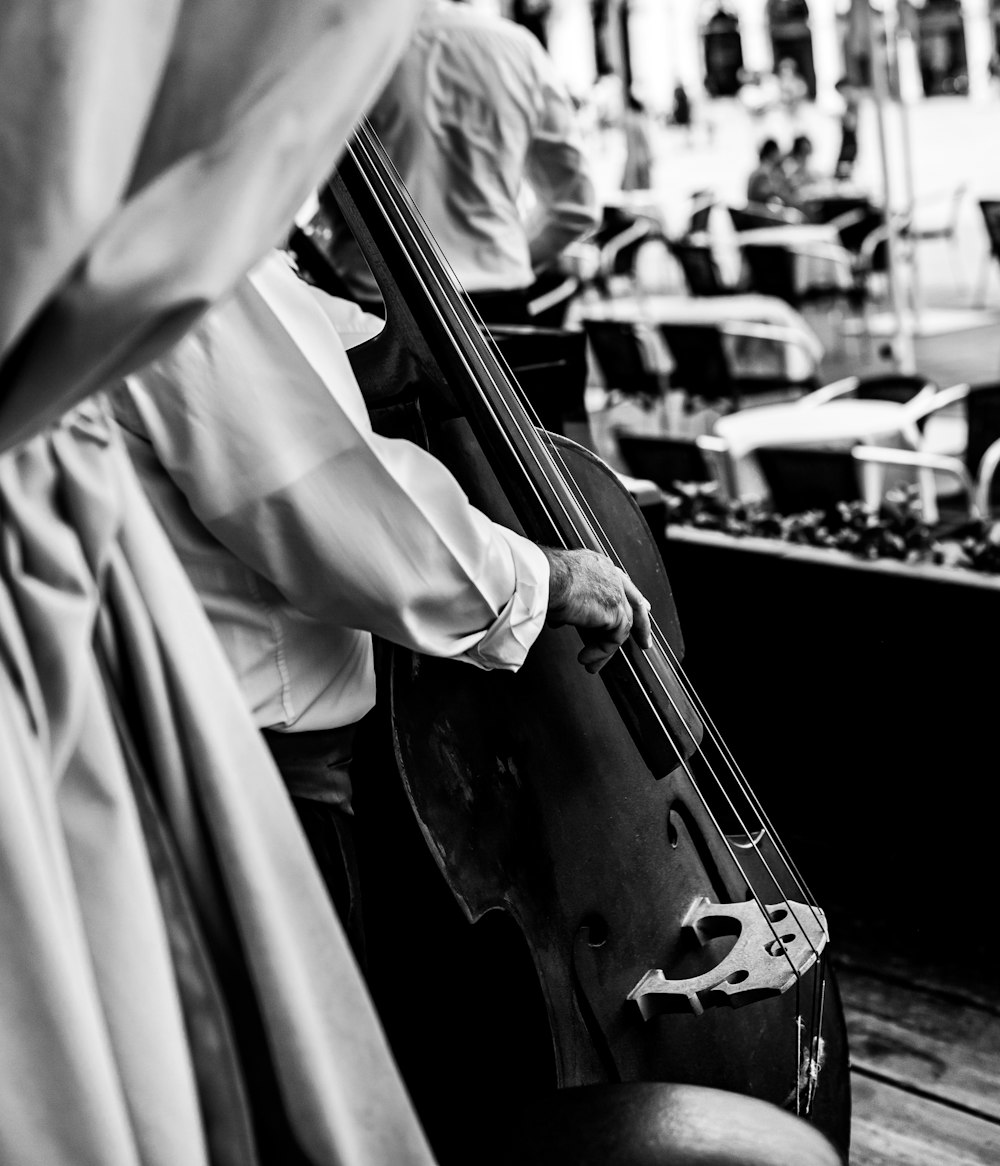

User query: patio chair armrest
[718,319,824,364]
[599,219,664,277]
[974,436,1000,517]
[695,434,737,500]
[527,276,579,318]
[794,240,857,271]
[852,445,979,520]
[826,208,869,234]
[904,380,970,426]
[796,375,860,408]
[856,224,889,267]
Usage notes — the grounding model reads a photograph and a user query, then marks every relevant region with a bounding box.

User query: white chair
[796,372,938,416]
[851,445,978,525]
[901,183,968,301]
[694,434,737,501]
[973,434,1000,519]
[904,380,970,458]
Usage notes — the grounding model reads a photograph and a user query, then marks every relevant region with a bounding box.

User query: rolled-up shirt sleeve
[118,251,549,671]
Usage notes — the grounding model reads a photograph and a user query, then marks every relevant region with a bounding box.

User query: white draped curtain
[0,3,439,1164]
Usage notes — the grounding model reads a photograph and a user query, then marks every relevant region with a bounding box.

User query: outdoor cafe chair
[490,324,589,440]
[906,380,1000,472]
[657,319,819,414]
[852,380,1000,522]
[740,241,861,311]
[581,317,668,409]
[850,445,978,527]
[728,203,806,231]
[666,237,733,297]
[594,209,668,296]
[687,190,716,234]
[610,433,727,496]
[615,430,737,500]
[754,444,863,517]
[973,198,1000,307]
[851,221,894,305]
[899,183,968,296]
[802,195,882,254]
[796,372,939,428]
[972,434,1000,517]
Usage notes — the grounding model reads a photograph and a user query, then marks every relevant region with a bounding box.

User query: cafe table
[569,292,824,384]
[714,398,923,500]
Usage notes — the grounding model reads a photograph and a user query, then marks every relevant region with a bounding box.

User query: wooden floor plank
[850,1073,1000,1166]
[833,942,1000,1016]
[839,968,1000,1122]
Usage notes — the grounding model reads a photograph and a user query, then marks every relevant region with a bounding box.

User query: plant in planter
[660,481,1000,576]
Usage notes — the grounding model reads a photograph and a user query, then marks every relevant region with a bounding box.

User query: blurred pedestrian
[784,134,817,197]
[671,82,693,145]
[747,137,794,207]
[834,78,860,181]
[622,91,655,190]
[738,68,779,123]
[777,58,808,129]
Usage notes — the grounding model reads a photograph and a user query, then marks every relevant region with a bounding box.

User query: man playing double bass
[112,245,844,1166]
[111,247,652,958]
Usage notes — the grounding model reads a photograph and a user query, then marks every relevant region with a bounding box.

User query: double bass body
[388,430,849,1151]
[297,129,851,1161]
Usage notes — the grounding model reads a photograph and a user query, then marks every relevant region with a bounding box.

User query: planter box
[654,523,996,944]
[664,524,1000,590]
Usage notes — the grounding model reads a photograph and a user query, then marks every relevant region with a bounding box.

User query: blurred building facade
[489,0,998,110]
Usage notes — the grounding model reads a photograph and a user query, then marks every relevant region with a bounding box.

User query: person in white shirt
[112,249,649,952]
[327,0,599,324]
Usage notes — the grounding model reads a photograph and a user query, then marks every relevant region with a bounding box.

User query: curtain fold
[0,2,439,1163]
[0,0,418,452]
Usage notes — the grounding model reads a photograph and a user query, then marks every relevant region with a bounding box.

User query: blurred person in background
[622,91,654,190]
[671,82,693,146]
[747,137,795,207]
[784,134,817,197]
[327,0,599,326]
[776,57,808,131]
[834,78,860,181]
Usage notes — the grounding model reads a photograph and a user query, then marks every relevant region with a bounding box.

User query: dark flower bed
[661,482,1000,575]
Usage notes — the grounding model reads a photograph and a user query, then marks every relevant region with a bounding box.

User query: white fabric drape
[0,0,416,451]
[0,2,439,1163]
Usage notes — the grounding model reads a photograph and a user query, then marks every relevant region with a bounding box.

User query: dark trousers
[262,726,366,967]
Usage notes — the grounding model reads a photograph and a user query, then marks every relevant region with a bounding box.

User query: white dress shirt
[331,0,598,301]
[113,251,549,739]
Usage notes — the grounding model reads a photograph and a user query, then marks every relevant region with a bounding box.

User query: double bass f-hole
[304,119,850,1154]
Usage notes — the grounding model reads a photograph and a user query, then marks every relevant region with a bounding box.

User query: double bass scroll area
[628,894,830,1019]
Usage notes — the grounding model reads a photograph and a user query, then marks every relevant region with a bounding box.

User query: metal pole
[894,28,920,324]
[868,0,916,372]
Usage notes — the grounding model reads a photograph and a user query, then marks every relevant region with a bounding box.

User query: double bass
[293,124,851,1163]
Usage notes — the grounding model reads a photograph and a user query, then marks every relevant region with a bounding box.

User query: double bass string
[347,122,812,976]
[346,127,791,914]
[348,124,823,1113]
[346,124,826,1111]
[531,405,830,1115]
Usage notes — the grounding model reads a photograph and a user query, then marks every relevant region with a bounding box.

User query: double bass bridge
[628,897,829,1019]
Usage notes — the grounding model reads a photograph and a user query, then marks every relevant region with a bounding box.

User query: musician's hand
[541,547,652,673]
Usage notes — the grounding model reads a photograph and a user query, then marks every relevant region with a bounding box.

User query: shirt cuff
[462,526,550,672]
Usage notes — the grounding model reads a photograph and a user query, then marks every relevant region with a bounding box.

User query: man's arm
[117,252,648,673]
